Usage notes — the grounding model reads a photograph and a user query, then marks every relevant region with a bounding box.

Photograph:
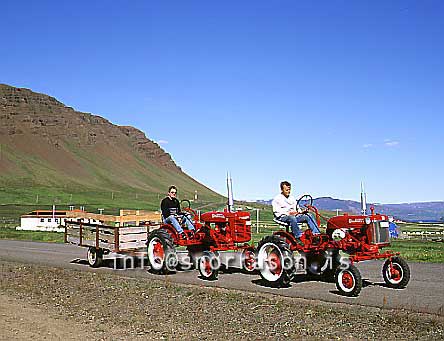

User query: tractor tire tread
[382,256,410,289]
[147,229,177,274]
[256,235,294,287]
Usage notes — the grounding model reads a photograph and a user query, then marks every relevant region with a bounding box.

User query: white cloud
[363,143,373,148]
[384,140,399,147]
[156,140,168,145]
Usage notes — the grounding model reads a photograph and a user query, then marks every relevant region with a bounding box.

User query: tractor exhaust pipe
[227,172,234,212]
[360,182,367,215]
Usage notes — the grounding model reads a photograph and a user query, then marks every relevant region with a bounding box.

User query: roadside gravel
[1,260,443,340]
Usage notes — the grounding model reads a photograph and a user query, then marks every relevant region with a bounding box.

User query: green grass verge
[0,228,64,243]
[389,239,444,263]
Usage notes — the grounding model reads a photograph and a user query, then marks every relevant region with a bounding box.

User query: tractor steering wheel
[297,194,313,211]
[180,199,197,220]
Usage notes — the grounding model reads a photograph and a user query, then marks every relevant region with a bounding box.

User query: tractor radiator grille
[370,221,390,244]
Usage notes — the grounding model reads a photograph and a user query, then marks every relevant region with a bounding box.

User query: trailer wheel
[147,229,177,274]
[382,257,410,289]
[87,247,103,268]
[256,235,294,287]
[241,248,257,273]
[335,264,362,297]
[198,251,219,280]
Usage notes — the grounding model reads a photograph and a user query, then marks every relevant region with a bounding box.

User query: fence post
[256,209,259,234]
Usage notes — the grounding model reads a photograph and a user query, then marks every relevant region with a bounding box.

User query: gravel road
[1,239,443,315]
[1,239,444,340]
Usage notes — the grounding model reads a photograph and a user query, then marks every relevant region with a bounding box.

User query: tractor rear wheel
[87,247,103,268]
[256,235,294,287]
[146,229,177,274]
[335,264,362,297]
[198,251,219,280]
[382,257,410,289]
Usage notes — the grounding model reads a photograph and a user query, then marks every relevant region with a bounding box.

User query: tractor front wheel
[256,235,294,287]
[198,251,220,280]
[241,248,257,273]
[147,229,177,274]
[382,257,410,289]
[335,264,362,297]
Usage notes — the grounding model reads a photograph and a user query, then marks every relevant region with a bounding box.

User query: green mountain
[0,84,223,211]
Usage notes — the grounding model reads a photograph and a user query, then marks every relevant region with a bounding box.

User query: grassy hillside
[0,84,223,213]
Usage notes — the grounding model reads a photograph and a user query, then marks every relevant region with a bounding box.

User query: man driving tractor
[272,181,320,245]
[160,185,195,239]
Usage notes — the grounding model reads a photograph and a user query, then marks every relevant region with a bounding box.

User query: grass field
[0,228,64,243]
[390,239,444,262]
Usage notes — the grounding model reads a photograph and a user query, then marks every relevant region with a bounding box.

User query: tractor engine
[200,210,251,243]
[326,213,391,247]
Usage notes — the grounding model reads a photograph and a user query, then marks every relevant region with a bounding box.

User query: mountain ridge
[257,196,444,222]
[0,84,221,207]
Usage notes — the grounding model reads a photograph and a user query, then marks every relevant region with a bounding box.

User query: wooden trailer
[64,210,161,267]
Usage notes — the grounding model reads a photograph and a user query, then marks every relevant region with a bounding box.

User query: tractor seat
[273,218,289,228]
[273,218,291,233]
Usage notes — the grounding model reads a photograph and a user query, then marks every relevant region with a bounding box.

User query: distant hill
[257,197,444,222]
[0,84,223,209]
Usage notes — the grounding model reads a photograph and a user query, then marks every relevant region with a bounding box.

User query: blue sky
[1,1,443,203]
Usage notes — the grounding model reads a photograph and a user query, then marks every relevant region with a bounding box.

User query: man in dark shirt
[161,185,195,239]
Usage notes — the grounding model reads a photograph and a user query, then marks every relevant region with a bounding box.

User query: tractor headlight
[365,217,371,225]
[332,229,346,241]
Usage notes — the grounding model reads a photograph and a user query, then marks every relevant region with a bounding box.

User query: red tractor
[146,200,256,280]
[256,195,410,296]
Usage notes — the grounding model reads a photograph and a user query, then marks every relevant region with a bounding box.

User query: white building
[18,210,101,232]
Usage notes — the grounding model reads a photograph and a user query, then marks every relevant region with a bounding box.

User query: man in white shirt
[272,181,320,245]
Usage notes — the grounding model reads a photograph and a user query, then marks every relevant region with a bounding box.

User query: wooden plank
[84,239,115,249]
[66,236,114,250]
[66,235,79,245]
[119,209,155,216]
[119,241,147,250]
[118,227,148,234]
[94,234,113,243]
[66,223,115,233]
[118,233,148,243]
[66,225,116,240]
[67,231,117,245]
[117,213,161,223]
[65,211,161,223]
